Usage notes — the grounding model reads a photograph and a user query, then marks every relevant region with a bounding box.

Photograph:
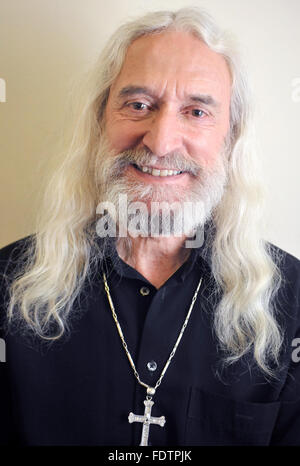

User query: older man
[0,8,300,446]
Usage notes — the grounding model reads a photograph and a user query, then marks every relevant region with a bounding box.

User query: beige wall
[0,0,299,257]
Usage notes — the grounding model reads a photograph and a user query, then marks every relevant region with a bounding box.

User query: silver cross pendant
[128,398,166,446]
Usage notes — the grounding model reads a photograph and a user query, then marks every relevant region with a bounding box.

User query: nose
[142,107,183,157]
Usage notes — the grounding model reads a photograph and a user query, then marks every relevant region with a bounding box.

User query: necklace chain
[103,272,203,396]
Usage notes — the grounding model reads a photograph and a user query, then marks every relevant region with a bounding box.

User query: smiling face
[99,29,232,235]
[105,29,231,177]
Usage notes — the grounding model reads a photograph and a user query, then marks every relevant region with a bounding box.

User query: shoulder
[267,242,300,345]
[0,235,34,259]
[0,235,36,298]
[0,235,35,270]
[0,235,35,332]
[267,240,300,266]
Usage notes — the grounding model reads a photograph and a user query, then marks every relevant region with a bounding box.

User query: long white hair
[5,7,284,377]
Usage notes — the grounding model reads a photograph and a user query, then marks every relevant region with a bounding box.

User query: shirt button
[147,360,157,372]
[140,286,150,296]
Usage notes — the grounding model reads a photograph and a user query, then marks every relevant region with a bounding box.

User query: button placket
[135,288,169,386]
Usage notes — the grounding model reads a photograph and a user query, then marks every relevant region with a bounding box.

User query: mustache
[110,147,201,177]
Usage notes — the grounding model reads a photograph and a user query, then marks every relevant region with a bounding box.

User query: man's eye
[191,109,205,118]
[129,102,148,111]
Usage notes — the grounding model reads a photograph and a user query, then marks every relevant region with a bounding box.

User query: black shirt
[0,235,300,446]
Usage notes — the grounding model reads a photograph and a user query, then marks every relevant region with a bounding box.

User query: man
[0,8,300,446]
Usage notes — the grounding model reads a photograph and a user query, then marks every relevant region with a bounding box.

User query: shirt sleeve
[270,249,300,445]
[0,238,28,445]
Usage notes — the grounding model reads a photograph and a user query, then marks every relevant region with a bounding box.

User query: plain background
[0,0,299,258]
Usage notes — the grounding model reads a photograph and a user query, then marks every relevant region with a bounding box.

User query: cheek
[105,118,142,153]
[188,133,226,169]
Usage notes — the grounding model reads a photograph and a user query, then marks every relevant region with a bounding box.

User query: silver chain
[103,271,203,397]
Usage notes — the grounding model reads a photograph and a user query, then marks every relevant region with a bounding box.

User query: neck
[116,235,191,289]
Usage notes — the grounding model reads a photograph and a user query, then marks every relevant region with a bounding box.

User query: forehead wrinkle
[116,30,231,101]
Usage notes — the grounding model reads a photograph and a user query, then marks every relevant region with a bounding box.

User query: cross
[128,398,166,446]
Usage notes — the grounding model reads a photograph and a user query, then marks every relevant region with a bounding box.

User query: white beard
[95,134,230,239]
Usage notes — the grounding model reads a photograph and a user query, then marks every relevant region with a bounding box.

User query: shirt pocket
[184,386,281,446]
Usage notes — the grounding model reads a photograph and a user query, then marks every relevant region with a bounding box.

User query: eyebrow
[117,85,220,108]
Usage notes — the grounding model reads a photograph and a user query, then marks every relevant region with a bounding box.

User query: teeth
[152,168,160,176]
[160,170,168,176]
[135,165,182,177]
